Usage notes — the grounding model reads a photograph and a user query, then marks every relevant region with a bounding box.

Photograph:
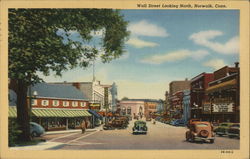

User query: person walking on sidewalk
[81,120,86,134]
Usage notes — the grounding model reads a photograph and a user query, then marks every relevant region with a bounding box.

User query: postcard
[0,0,249,159]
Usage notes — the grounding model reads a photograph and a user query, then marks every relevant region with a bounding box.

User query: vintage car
[132,120,148,134]
[185,121,215,143]
[30,122,45,137]
[214,122,234,136]
[103,118,128,130]
[227,123,240,139]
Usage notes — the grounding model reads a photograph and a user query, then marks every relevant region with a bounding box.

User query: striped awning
[9,107,91,118]
[9,106,17,118]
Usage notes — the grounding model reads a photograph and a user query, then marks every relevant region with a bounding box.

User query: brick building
[169,78,191,96]
[206,62,240,123]
[190,72,214,120]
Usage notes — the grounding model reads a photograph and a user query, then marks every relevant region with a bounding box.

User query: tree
[8,9,129,141]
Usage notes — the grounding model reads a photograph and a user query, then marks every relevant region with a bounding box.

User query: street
[42,120,239,150]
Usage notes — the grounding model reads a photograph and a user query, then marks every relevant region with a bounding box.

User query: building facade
[52,79,114,111]
[182,89,191,124]
[169,78,191,96]
[119,100,145,118]
[190,73,214,120]
[206,63,240,123]
[9,83,92,131]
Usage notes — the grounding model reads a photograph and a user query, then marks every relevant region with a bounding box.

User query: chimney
[234,62,239,68]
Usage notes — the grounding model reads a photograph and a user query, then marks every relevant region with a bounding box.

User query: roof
[30,83,87,100]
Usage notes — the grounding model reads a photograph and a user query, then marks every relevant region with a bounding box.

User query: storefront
[9,107,92,131]
[206,76,239,123]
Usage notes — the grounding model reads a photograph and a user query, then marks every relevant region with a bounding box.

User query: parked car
[132,120,147,134]
[227,123,240,139]
[187,119,200,128]
[171,119,185,126]
[214,122,234,136]
[30,122,45,137]
[185,121,215,143]
[103,117,129,130]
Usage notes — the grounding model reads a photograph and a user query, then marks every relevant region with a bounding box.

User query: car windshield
[196,123,208,127]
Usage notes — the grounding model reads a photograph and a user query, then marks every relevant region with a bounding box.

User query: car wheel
[218,134,223,137]
[210,139,214,143]
[31,131,38,137]
[228,135,233,138]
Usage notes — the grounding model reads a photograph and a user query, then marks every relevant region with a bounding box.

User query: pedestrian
[81,120,86,134]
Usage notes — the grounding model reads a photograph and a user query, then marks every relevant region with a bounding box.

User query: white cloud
[128,20,169,37]
[140,49,209,64]
[126,37,159,48]
[203,59,227,70]
[189,30,239,54]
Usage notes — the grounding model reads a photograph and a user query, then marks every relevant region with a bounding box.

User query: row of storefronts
[8,82,103,131]
[166,62,240,123]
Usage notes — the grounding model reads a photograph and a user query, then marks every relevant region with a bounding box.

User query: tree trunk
[16,79,31,141]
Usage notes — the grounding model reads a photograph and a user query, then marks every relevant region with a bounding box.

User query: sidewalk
[9,126,103,150]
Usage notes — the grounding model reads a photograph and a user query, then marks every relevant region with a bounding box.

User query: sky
[40,10,239,100]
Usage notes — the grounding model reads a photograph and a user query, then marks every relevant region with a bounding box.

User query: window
[41,100,49,106]
[63,101,69,107]
[52,100,59,107]
[31,99,37,106]
[72,101,78,107]
[80,102,87,107]
[127,107,131,115]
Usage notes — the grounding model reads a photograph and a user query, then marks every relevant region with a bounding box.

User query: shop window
[41,100,49,106]
[72,101,78,107]
[63,101,69,107]
[52,100,59,107]
[31,99,37,106]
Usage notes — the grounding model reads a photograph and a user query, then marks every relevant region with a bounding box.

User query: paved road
[45,120,239,150]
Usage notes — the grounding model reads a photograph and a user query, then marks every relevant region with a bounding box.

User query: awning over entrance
[206,79,237,93]
[9,107,91,118]
[88,109,102,119]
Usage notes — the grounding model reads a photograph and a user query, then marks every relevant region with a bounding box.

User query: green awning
[62,109,91,117]
[9,107,92,118]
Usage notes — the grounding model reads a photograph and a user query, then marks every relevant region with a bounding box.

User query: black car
[132,120,147,134]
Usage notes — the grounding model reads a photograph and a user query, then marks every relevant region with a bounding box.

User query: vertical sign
[104,87,109,108]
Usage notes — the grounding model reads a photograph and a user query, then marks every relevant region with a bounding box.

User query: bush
[8,119,22,146]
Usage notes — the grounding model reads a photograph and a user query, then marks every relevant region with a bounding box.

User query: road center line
[66,130,100,144]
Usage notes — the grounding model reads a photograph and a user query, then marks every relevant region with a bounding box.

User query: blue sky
[41,10,239,99]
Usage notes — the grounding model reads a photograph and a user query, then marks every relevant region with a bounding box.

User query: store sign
[104,87,109,108]
[203,103,211,113]
[212,103,234,113]
[90,103,101,107]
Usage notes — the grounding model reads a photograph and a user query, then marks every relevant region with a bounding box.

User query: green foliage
[8,119,22,146]
[9,9,130,85]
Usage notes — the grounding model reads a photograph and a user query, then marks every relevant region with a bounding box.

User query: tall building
[169,78,191,96]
